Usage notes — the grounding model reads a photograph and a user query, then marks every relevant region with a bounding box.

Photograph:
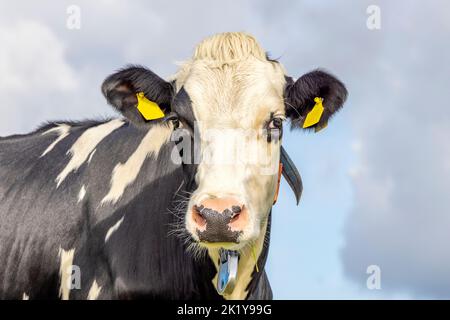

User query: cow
[0,32,347,300]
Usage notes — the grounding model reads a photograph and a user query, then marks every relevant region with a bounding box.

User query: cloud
[0,21,78,92]
[341,1,450,298]
[0,20,83,135]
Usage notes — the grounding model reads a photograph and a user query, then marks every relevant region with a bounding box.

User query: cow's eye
[268,117,283,129]
[166,113,182,130]
[173,118,181,130]
[266,117,283,143]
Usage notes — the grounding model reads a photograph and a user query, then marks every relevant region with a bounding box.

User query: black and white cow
[0,32,347,300]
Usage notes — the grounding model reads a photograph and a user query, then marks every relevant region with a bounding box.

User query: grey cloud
[340,1,450,298]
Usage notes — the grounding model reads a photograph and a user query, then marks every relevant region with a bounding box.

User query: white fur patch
[22,292,29,300]
[78,185,86,203]
[40,124,71,157]
[105,216,124,242]
[56,119,124,187]
[58,247,75,300]
[193,32,267,62]
[87,279,102,300]
[101,124,172,205]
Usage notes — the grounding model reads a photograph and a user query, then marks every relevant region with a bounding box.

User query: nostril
[230,213,240,223]
[230,205,243,223]
[231,205,242,214]
[194,204,204,215]
[192,205,206,227]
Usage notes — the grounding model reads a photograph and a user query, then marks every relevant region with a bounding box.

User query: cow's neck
[207,216,270,300]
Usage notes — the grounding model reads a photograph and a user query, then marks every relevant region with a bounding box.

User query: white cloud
[0,20,78,92]
[341,1,450,298]
[0,20,83,135]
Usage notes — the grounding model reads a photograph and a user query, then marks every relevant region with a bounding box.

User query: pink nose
[191,197,248,243]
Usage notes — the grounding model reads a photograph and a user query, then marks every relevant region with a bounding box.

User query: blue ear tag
[217,249,239,295]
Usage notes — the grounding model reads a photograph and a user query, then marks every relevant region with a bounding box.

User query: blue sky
[1,0,449,299]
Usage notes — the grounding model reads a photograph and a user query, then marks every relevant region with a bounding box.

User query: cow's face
[177,56,286,249]
[102,33,347,252]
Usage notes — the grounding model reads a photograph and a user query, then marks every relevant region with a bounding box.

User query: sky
[1,0,449,299]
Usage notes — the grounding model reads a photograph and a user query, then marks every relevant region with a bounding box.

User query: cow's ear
[284,70,347,131]
[101,65,173,126]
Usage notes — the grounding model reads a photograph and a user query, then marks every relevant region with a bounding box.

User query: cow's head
[102,33,347,253]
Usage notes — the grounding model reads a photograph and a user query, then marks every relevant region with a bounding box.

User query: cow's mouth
[198,241,241,250]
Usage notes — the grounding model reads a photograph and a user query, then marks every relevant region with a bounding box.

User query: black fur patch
[171,87,199,191]
[284,70,348,130]
[101,65,173,127]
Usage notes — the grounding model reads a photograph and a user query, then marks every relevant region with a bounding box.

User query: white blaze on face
[56,119,124,187]
[176,33,286,244]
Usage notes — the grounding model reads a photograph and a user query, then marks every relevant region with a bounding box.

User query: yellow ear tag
[303,97,324,129]
[136,92,165,120]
